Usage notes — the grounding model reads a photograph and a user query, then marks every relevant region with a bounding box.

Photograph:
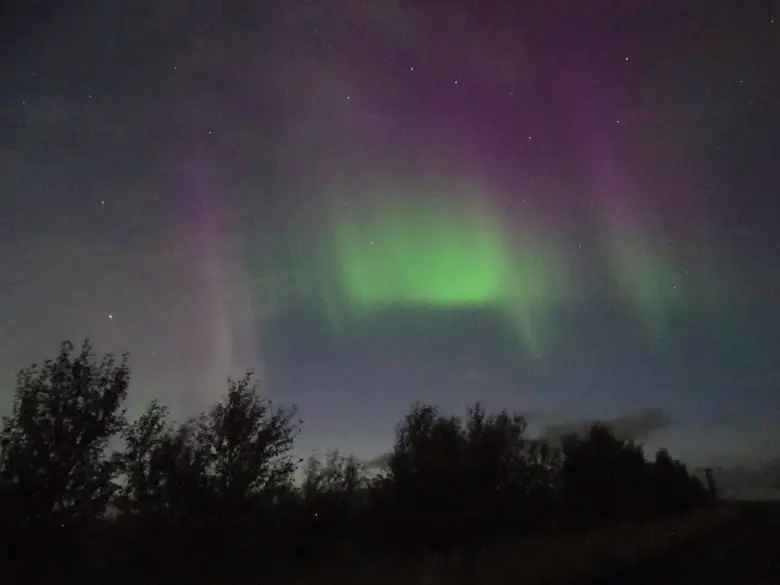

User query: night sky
[1,1,778,474]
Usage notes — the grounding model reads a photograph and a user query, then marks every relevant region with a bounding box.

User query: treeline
[0,341,712,584]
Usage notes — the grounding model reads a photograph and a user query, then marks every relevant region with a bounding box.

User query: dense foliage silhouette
[0,341,712,583]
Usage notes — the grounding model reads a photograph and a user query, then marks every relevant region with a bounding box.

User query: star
[108,314,113,320]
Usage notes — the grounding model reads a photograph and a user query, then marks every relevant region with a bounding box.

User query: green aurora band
[309,194,570,353]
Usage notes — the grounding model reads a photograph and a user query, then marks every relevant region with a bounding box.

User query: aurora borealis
[1,1,779,482]
[276,177,708,353]
[312,190,569,353]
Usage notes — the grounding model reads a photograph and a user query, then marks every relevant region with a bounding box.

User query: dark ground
[594,501,780,585]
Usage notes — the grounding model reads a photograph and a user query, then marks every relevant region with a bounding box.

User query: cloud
[363,452,392,470]
[540,408,672,445]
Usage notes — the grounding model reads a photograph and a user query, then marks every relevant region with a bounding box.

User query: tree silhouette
[460,403,531,535]
[194,373,301,513]
[651,448,709,512]
[560,424,651,526]
[112,373,302,583]
[116,400,171,518]
[0,341,716,582]
[381,403,462,548]
[303,450,365,504]
[559,424,710,528]
[0,341,128,581]
[116,401,209,521]
[0,340,128,530]
[381,402,557,549]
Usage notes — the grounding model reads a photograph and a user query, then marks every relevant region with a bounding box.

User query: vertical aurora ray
[161,27,265,408]
[600,197,687,337]
[562,63,688,336]
[175,148,263,403]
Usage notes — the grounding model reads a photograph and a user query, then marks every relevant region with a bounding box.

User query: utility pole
[696,467,723,501]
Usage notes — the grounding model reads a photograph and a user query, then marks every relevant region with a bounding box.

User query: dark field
[593,501,780,585]
[291,503,778,585]
[261,505,750,585]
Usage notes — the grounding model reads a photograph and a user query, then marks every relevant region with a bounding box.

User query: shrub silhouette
[0,341,714,583]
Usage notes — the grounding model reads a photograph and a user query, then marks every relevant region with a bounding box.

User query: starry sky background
[1,1,778,479]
